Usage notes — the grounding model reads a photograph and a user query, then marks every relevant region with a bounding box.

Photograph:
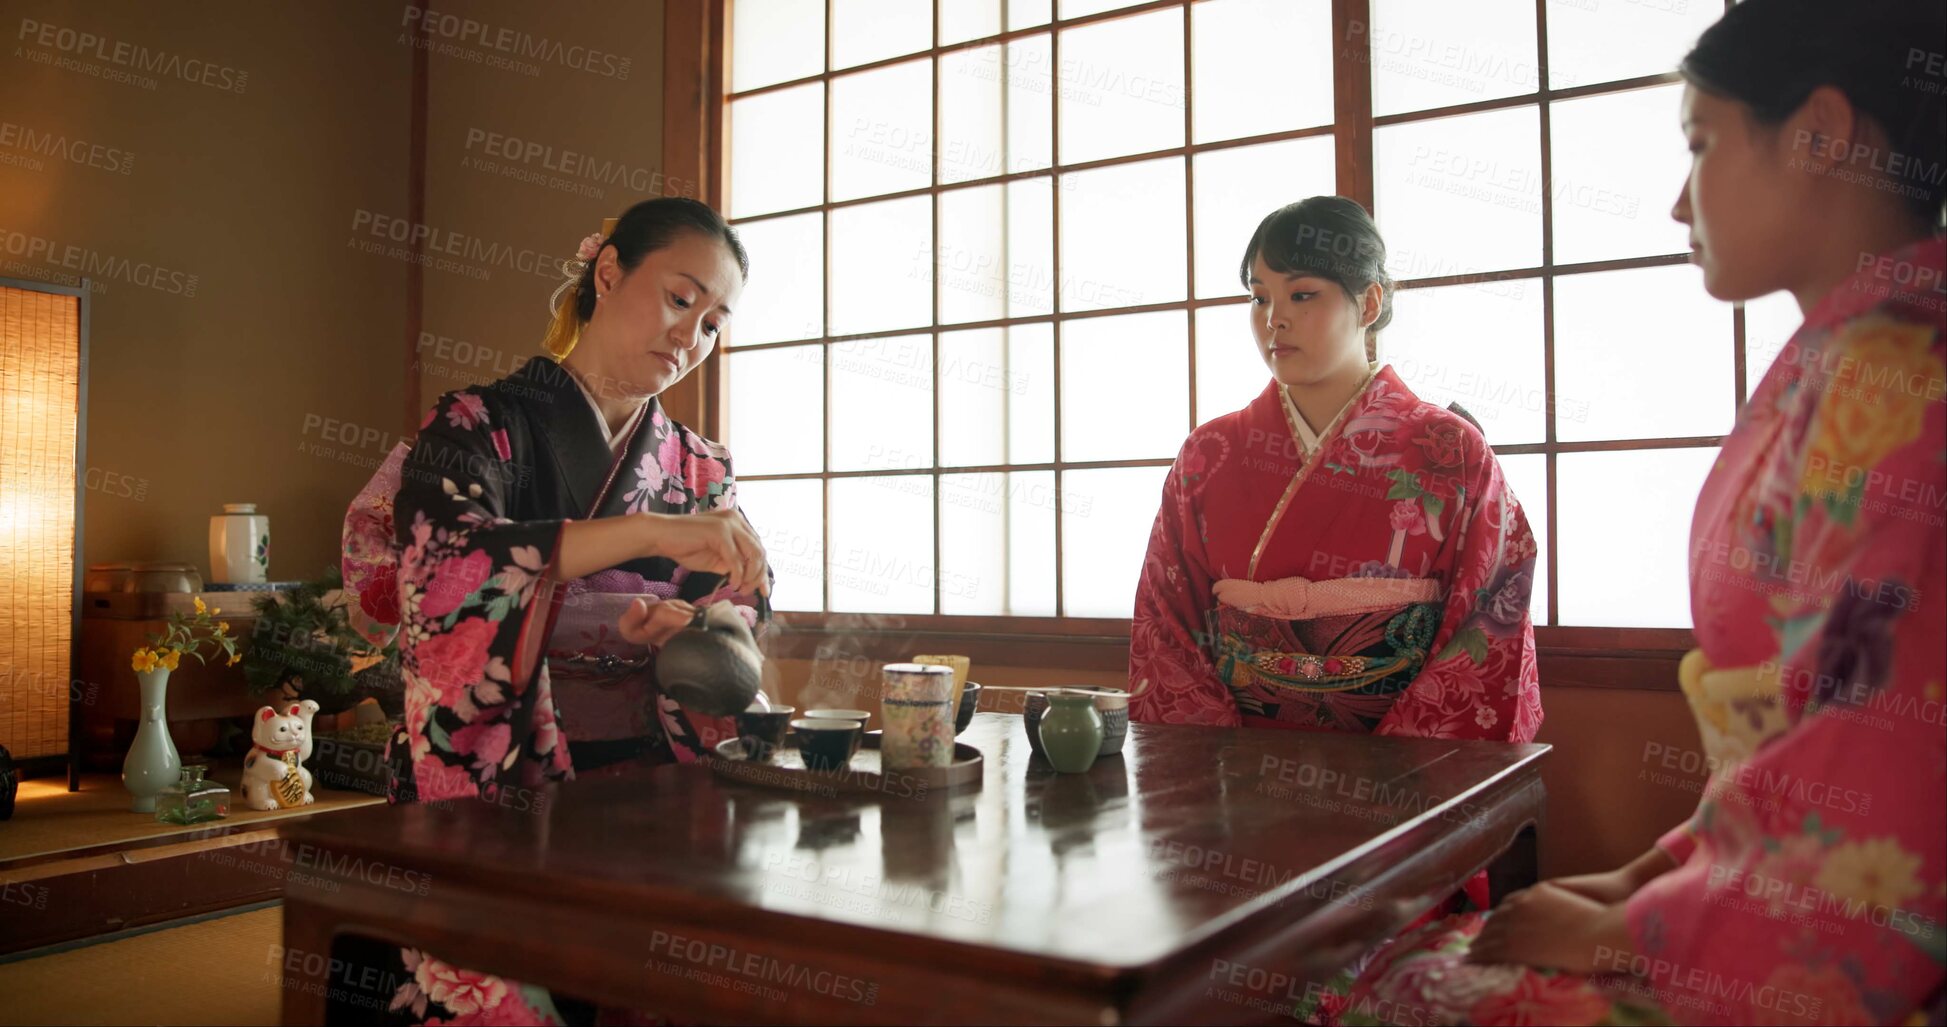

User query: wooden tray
[706,732,983,799]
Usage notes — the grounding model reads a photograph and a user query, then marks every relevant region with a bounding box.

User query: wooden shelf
[0,772,384,957]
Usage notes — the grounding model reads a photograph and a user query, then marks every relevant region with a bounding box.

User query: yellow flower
[158,649,182,672]
[1798,317,1942,502]
[215,621,230,637]
[1816,836,1924,911]
[212,606,221,616]
[227,652,241,667]
[193,597,208,615]
[131,648,158,673]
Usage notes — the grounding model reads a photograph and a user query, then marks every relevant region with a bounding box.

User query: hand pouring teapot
[654,577,772,717]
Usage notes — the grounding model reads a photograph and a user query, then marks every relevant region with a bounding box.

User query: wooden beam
[758,615,1689,690]
[662,0,728,437]
[1331,0,1375,210]
[403,0,427,432]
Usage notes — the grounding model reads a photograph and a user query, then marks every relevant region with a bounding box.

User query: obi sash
[546,581,672,772]
[547,565,743,772]
[1676,649,1790,773]
[1211,574,1443,733]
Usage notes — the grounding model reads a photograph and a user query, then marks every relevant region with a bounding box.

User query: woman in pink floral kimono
[330,198,769,1026]
[1338,2,1946,1024]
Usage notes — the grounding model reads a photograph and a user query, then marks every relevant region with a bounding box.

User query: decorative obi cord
[1211,574,1445,732]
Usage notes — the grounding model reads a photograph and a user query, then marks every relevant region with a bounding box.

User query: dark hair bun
[1681,0,1947,224]
[572,197,750,322]
[1240,196,1395,342]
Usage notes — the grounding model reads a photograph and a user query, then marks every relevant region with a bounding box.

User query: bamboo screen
[0,282,81,759]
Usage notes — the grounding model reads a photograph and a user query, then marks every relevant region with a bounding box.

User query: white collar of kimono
[568,369,648,453]
[1280,361,1379,454]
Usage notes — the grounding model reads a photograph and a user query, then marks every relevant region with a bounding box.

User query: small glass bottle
[155,764,230,825]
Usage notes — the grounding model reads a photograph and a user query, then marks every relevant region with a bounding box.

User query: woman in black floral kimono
[329,197,769,1025]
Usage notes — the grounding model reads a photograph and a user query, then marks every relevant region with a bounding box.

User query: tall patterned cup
[880,664,955,770]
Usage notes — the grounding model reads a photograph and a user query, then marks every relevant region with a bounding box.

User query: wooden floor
[2,772,383,866]
[0,904,283,1026]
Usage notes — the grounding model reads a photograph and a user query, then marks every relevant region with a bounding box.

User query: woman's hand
[617,597,697,648]
[1547,868,1639,906]
[1467,883,1632,974]
[1549,845,1680,905]
[641,508,770,595]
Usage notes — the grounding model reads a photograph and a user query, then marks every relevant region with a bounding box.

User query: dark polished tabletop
[280,713,1548,1024]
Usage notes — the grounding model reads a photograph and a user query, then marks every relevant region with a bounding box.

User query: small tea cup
[735,703,795,762]
[790,718,861,772]
[804,708,871,757]
[954,682,985,734]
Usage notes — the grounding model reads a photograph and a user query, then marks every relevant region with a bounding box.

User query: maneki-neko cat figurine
[242,701,319,809]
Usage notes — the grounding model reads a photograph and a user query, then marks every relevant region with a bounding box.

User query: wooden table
[278,714,1548,1025]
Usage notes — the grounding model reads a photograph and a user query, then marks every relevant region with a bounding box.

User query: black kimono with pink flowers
[359,356,758,803]
[332,354,762,1024]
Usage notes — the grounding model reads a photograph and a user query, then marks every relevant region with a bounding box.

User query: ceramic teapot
[655,593,770,717]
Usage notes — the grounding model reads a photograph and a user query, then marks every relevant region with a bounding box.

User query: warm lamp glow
[1,280,82,760]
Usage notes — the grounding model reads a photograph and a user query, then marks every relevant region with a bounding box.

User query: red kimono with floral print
[1130,367,1543,744]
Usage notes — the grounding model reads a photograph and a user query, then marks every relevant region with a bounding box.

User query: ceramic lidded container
[880,663,956,770]
[209,503,269,584]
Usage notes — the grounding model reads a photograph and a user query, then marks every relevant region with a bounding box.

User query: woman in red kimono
[328,198,770,1025]
[1130,196,1543,747]
[1338,2,1946,1023]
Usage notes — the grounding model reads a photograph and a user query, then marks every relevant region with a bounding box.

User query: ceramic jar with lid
[209,503,269,584]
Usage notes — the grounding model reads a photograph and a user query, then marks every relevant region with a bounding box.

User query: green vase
[123,668,181,812]
[1037,693,1103,773]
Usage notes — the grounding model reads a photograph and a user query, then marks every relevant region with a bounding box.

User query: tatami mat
[0,904,283,1026]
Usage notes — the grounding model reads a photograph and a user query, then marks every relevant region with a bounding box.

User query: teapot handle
[679,570,772,626]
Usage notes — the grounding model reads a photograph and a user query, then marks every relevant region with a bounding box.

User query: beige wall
[412,0,669,417]
[1530,685,1703,877]
[769,653,1705,878]
[1,1,673,583]
[1,2,412,582]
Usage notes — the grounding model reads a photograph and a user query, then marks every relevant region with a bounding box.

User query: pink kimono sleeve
[1654,821,1698,865]
[1129,436,1240,727]
[391,390,573,804]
